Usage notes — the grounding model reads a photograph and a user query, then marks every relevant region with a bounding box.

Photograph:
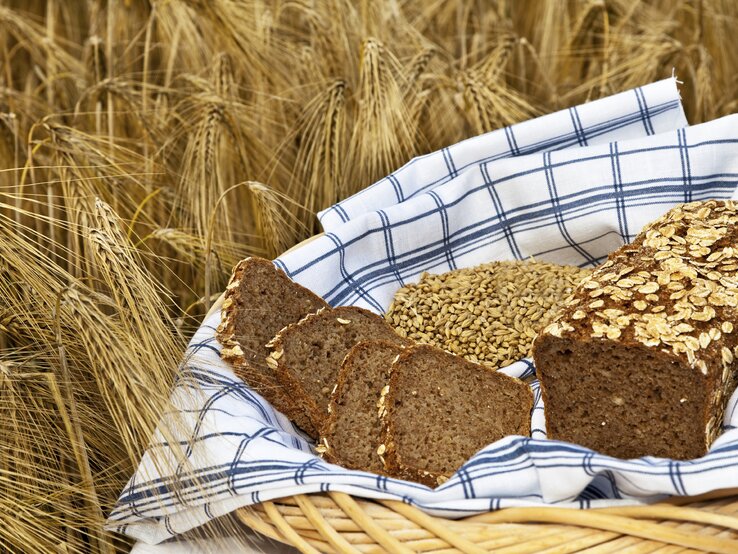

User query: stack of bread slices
[219,199,738,478]
[217,257,533,486]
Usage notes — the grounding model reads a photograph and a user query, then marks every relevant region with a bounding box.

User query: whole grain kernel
[385,260,591,369]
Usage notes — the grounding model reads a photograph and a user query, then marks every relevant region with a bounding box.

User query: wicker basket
[206,240,738,553]
[234,490,738,553]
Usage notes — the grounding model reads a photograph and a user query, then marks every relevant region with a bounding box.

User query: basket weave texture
[235,490,738,554]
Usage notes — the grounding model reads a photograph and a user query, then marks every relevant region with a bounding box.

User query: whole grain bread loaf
[268,306,410,435]
[217,257,329,436]
[533,200,738,459]
[380,344,533,487]
[320,340,406,472]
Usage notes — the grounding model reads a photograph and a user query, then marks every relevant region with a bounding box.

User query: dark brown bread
[269,306,410,435]
[533,200,738,459]
[320,340,405,472]
[380,344,533,487]
[217,257,329,437]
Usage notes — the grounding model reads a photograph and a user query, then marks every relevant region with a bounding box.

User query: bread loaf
[217,257,329,436]
[533,200,738,459]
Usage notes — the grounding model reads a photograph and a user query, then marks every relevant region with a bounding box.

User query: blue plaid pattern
[318,78,687,231]
[110,99,738,546]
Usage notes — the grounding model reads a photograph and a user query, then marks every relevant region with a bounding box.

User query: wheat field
[1,1,737,552]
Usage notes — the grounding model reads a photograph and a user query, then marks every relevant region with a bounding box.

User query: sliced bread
[269,306,410,434]
[217,257,329,437]
[381,344,533,487]
[320,340,406,472]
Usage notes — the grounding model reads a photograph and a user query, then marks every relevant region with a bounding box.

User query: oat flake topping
[544,200,738,375]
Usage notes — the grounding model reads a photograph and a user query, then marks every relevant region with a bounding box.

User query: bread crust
[216,257,328,438]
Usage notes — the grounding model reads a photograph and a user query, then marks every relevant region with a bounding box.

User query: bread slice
[320,340,406,472]
[269,306,410,434]
[217,257,329,437]
[381,344,533,487]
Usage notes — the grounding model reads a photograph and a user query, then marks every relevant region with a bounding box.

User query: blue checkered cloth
[109,83,738,546]
[318,78,687,231]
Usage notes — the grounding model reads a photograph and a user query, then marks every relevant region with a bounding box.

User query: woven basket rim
[235,490,738,553]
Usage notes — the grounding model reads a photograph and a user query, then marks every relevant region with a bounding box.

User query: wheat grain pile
[386,261,593,368]
[1,1,737,551]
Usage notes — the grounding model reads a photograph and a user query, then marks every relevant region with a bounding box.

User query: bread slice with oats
[217,257,329,437]
[320,340,406,472]
[380,344,533,487]
[269,306,410,435]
